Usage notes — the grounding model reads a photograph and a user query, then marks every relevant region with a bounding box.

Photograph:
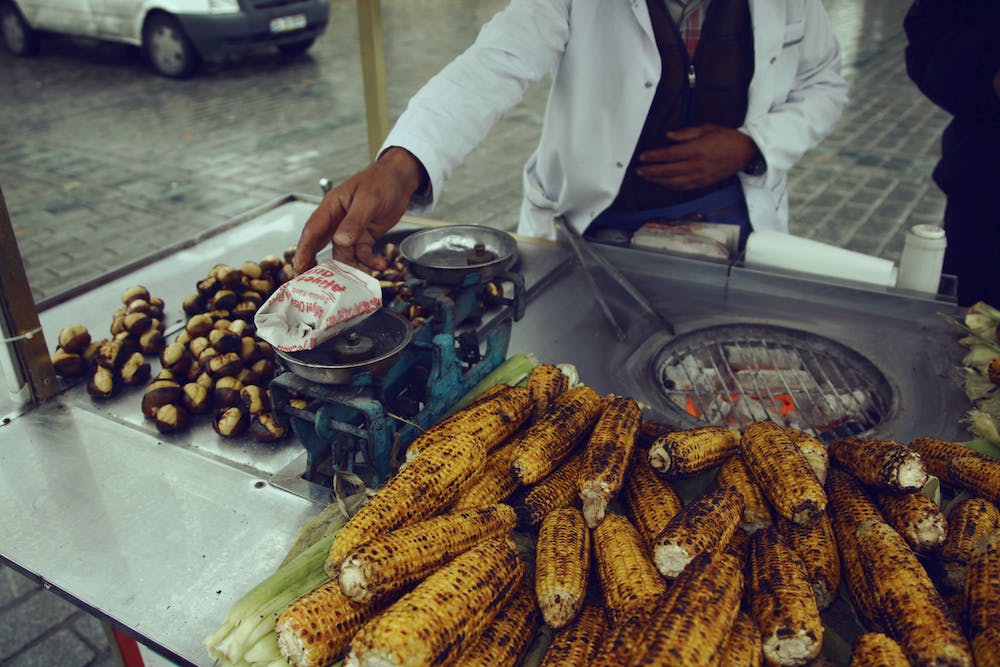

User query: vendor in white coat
[293,0,848,273]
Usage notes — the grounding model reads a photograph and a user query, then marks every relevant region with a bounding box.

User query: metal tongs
[554,217,675,340]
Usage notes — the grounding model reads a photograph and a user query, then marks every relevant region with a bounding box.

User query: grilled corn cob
[346,537,524,667]
[740,421,827,526]
[787,428,830,485]
[325,431,488,575]
[404,385,532,462]
[454,576,539,667]
[966,545,1000,639]
[539,603,607,667]
[638,418,681,448]
[972,626,1000,667]
[593,513,666,624]
[828,437,928,492]
[748,527,824,666]
[848,632,910,667]
[535,507,591,629]
[652,486,744,578]
[940,496,1000,592]
[632,551,745,666]
[452,442,521,511]
[589,610,654,666]
[775,513,841,611]
[855,518,973,666]
[526,363,569,418]
[647,425,742,479]
[909,437,989,486]
[875,490,947,554]
[338,504,517,602]
[725,524,752,565]
[825,468,884,631]
[948,455,1000,505]
[577,395,642,528]
[623,448,684,550]
[510,385,602,485]
[717,454,774,534]
[513,449,585,528]
[276,579,387,667]
[719,611,764,667]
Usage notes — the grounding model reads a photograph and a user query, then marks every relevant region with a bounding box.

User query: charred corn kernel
[875,490,947,554]
[719,612,763,667]
[966,546,1000,639]
[526,363,569,418]
[452,442,521,511]
[593,513,666,624]
[717,454,774,534]
[648,426,742,479]
[325,431,488,575]
[638,419,682,448]
[632,552,745,666]
[535,507,590,629]
[826,468,885,631]
[775,513,841,611]
[653,486,744,579]
[942,591,968,633]
[787,428,830,485]
[848,633,910,667]
[590,610,654,666]
[855,518,973,667]
[972,626,1000,667]
[748,527,824,666]
[740,421,827,526]
[577,395,642,528]
[940,497,1000,592]
[948,455,1000,505]
[276,579,387,667]
[724,525,752,565]
[623,448,683,551]
[539,604,607,667]
[346,537,524,667]
[338,504,517,602]
[510,386,602,485]
[455,577,539,667]
[909,437,989,486]
[513,450,585,528]
[828,437,928,492]
[405,385,532,462]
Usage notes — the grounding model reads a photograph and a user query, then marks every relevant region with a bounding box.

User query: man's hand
[292,147,428,275]
[636,124,758,191]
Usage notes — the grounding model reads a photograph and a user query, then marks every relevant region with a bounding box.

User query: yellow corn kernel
[940,496,1000,592]
[910,437,989,486]
[346,537,524,667]
[787,428,829,485]
[652,486,744,579]
[647,425,741,479]
[325,431,488,575]
[623,447,683,551]
[510,385,602,485]
[748,527,824,666]
[452,442,521,511]
[972,626,1000,667]
[338,504,517,602]
[454,576,539,667]
[535,507,590,629]
[948,455,1000,505]
[593,513,666,624]
[848,632,910,667]
[577,395,642,528]
[539,603,607,667]
[526,363,569,418]
[717,453,773,534]
[589,610,653,666]
[966,546,1000,640]
[775,512,841,611]
[856,518,973,666]
[740,421,827,526]
[828,437,928,492]
[719,611,763,667]
[875,490,947,554]
[513,449,585,528]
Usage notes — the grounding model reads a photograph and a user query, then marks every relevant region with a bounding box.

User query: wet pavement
[0,0,952,664]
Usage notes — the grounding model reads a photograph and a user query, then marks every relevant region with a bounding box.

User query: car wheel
[143,13,200,78]
[0,0,38,56]
[277,38,314,55]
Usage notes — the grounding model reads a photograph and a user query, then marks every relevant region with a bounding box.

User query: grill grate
[651,324,893,443]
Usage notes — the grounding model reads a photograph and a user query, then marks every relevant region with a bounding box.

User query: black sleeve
[903,0,1000,118]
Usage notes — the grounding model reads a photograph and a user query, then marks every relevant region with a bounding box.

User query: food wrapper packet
[254,259,382,352]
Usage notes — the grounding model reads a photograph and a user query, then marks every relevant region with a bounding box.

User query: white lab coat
[381,0,848,240]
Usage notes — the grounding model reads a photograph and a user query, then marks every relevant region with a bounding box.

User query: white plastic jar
[896,224,947,294]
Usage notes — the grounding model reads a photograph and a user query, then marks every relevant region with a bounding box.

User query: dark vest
[611,0,755,212]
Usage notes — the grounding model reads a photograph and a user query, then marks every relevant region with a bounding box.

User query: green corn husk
[445,352,539,417]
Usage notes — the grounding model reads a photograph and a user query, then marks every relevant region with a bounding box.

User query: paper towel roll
[744,230,898,287]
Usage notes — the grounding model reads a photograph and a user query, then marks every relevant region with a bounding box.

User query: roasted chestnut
[161,341,193,375]
[155,404,190,434]
[250,359,275,382]
[282,246,296,263]
[188,336,211,358]
[174,330,191,347]
[210,289,239,312]
[87,366,119,399]
[52,348,86,377]
[125,299,151,315]
[259,255,283,273]
[216,266,244,291]
[255,340,275,360]
[81,340,104,370]
[210,328,241,355]
[228,319,250,337]
[181,382,212,415]
[196,276,220,298]
[248,277,275,296]
[207,352,242,378]
[121,285,150,306]
[57,324,91,354]
[120,352,151,386]
[213,376,244,408]
[230,302,257,322]
[194,371,214,389]
[114,332,142,357]
[241,261,263,280]
[182,293,206,316]
[251,413,288,443]
[124,312,152,335]
[213,406,249,438]
[238,336,258,363]
[185,313,214,338]
[239,385,269,415]
[96,339,127,370]
[141,379,182,418]
[139,329,166,355]
[240,290,263,307]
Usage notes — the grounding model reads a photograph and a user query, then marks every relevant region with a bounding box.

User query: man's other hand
[636,124,758,191]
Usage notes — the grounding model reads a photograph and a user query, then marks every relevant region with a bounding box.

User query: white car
[0,0,329,77]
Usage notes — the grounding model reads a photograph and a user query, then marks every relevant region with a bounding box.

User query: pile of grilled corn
[210,362,1000,667]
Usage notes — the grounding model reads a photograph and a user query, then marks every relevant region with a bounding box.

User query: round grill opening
[651,324,893,443]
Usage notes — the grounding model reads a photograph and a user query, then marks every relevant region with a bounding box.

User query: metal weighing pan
[398,225,518,284]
